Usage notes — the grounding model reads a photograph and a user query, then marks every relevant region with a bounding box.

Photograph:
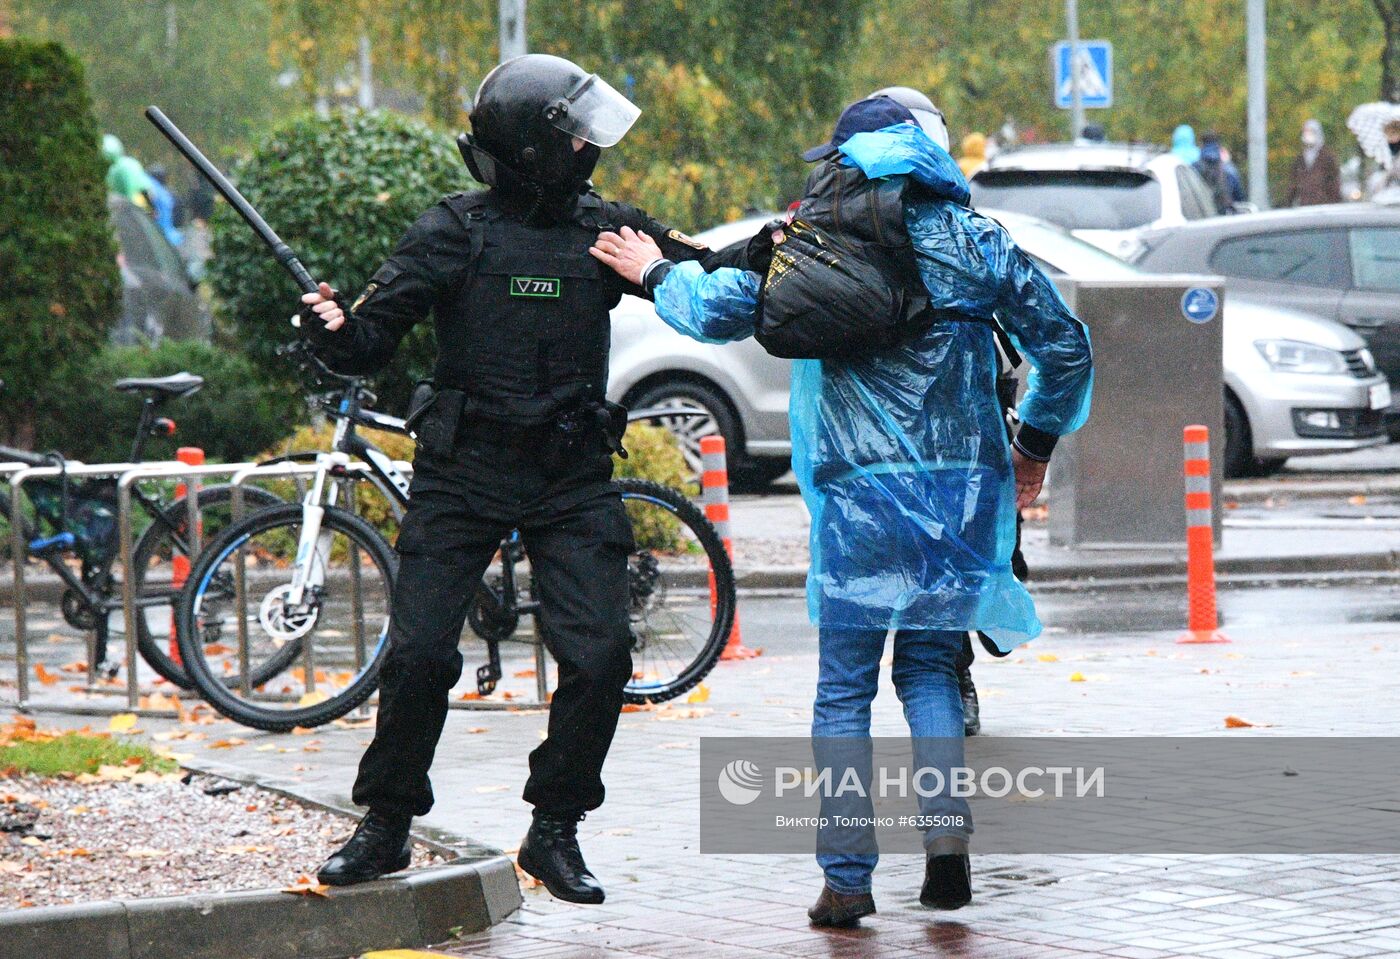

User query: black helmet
[460,54,640,201]
[869,86,949,150]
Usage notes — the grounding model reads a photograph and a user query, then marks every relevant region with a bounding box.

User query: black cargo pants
[352,436,634,819]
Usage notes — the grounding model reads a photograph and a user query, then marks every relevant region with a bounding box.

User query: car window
[1175,167,1213,220]
[969,170,1162,230]
[1208,230,1347,287]
[1349,228,1400,292]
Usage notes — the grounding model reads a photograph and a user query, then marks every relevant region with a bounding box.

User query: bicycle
[175,342,736,731]
[0,373,280,686]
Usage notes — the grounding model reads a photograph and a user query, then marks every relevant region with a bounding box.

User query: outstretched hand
[300,281,345,332]
[590,225,663,286]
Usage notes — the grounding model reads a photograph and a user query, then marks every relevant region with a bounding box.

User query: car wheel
[1223,392,1259,479]
[630,380,738,477]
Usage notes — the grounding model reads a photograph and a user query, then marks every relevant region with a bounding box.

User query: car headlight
[1254,339,1348,375]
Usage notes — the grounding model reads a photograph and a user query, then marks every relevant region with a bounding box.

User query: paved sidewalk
[54,589,1400,959]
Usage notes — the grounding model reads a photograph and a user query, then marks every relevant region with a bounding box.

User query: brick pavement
[10,590,1400,957]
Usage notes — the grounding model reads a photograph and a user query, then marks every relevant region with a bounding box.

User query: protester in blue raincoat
[590,98,1092,923]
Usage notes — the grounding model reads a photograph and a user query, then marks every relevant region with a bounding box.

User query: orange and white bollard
[700,435,759,661]
[1178,425,1229,644]
[169,446,205,664]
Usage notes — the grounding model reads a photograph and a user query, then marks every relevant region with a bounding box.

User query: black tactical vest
[433,193,621,425]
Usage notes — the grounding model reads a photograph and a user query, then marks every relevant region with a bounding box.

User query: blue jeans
[812,627,972,895]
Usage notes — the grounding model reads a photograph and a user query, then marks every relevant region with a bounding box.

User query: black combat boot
[517,811,604,904]
[920,836,972,909]
[959,664,981,736]
[316,810,412,886]
[807,885,877,927]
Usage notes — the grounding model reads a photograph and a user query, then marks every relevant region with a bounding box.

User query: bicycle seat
[113,372,205,398]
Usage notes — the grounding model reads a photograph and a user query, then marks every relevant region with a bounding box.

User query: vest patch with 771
[510,276,561,298]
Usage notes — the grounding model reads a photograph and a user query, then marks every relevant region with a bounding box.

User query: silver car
[607,212,1388,484]
[995,211,1389,476]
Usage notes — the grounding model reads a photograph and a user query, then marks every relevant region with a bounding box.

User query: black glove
[297,290,349,347]
[744,217,787,275]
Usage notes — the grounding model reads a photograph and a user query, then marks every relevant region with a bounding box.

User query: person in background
[1287,120,1342,206]
[1170,123,1199,164]
[145,165,184,249]
[102,134,153,209]
[957,131,987,177]
[1366,119,1400,201]
[1194,131,1245,214]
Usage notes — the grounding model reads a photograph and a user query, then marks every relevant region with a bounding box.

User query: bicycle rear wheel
[616,478,735,704]
[176,503,396,732]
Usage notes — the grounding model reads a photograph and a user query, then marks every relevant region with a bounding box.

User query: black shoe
[959,664,981,737]
[920,838,972,909]
[517,811,604,904]
[316,810,412,886]
[808,884,876,927]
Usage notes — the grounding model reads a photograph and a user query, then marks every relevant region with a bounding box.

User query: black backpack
[754,160,935,360]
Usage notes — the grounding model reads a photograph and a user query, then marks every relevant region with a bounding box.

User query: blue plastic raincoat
[651,123,1093,648]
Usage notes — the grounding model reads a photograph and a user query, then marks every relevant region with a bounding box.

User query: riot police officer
[302,54,731,903]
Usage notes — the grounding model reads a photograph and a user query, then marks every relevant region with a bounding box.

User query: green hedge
[38,340,306,463]
[208,110,465,413]
[0,39,120,445]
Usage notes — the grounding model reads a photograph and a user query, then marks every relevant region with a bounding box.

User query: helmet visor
[910,107,950,151]
[544,73,641,148]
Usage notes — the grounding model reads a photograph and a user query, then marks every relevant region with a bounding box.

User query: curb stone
[0,858,518,959]
[731,549,1400,591]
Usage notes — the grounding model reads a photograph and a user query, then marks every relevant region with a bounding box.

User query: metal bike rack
[10,459,158,712]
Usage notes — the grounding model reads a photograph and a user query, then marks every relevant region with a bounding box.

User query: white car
[969,143,1223,259]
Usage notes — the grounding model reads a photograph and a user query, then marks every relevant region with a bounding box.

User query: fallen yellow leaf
[207,738,247,749]
[685,684,711,704]
[107,713,138,733]
[297,691,329,708]
[1068,672,1086,683]
[1037,653,1059,663]
[281,875,331,897]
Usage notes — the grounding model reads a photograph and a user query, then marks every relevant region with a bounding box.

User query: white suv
[969,143,1221,259]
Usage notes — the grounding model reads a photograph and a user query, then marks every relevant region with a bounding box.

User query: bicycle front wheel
[616,478,735,704]
[176,503,396,732]
[133,484,284,688]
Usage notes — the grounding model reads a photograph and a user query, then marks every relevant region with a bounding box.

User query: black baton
[145,105,319,294]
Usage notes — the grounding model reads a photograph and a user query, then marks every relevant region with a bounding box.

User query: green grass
[0,733,177,777]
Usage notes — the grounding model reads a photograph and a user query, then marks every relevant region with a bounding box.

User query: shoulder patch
[667,228,708,250]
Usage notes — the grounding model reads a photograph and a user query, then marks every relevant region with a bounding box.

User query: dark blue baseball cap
[802,96,917,162]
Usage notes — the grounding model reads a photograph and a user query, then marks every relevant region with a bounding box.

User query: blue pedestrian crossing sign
[1053,40,1113,109]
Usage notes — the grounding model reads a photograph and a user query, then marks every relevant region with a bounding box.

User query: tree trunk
[1379,0,1400,102]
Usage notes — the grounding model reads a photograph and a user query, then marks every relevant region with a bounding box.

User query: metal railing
[4,453,554,718]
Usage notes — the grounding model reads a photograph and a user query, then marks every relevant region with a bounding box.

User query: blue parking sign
[1053,41,1113,109]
